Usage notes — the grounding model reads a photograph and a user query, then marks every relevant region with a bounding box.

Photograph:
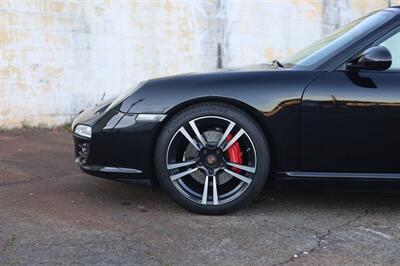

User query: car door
[300,27,400,174]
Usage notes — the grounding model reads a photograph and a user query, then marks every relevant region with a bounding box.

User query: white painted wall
[0,0,396,128]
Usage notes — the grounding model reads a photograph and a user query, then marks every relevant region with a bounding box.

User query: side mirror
[347,46,392,71]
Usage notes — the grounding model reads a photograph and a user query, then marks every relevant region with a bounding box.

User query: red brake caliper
[226,133,243,173]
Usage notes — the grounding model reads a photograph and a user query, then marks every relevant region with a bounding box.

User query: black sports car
[73,7,400,214]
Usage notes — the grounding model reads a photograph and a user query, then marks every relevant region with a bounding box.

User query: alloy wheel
[165,116,257,206]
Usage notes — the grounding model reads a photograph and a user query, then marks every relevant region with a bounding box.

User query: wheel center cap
[206,154,218,165]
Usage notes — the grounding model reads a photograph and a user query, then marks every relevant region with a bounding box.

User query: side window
[378,30,400,70]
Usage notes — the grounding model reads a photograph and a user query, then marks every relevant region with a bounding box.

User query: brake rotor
[184,131,232,185]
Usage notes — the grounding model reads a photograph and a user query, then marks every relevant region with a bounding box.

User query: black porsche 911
[72,7,400,214]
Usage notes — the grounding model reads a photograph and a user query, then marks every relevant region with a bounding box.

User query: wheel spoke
[224,169,252,184]
[170,168,198,181]
[201,175,209,205]
[212,176,219,205]
[179,127,200,151]
[167,160,197,170]
[222,128,245,152]
[217,121,235,148]
[189,120,207,147]
[226,162,256,173]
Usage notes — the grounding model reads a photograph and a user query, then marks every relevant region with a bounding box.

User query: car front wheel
[155,102,270,214]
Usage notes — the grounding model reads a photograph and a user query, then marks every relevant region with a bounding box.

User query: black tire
[155,102,270,214]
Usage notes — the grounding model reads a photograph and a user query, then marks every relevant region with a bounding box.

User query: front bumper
[73,134,151,186]
[72,105,165,187]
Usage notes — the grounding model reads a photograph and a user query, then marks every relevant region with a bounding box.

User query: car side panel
[301,70,400,173]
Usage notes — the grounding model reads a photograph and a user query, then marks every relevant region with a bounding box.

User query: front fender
[115,70,321,172]
[117,70,317,114]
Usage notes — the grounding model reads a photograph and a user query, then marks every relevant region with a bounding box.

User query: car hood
[206,63,281,72]
[160,63,282,79]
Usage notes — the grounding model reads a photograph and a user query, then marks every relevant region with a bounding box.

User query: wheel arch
[150,96,277,186]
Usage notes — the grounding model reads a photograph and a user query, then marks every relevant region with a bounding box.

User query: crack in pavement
[275,209,369,266]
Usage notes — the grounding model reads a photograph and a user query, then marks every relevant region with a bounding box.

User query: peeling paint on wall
[0,0,396,128]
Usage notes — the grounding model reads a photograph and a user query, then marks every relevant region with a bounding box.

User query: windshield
[282,11,396,70]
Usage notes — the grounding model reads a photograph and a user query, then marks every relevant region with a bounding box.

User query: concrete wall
[0,0,397,128]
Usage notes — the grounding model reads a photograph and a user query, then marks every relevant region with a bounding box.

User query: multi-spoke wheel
[155,102,270,214]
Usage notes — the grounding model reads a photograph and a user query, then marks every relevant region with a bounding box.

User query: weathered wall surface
[224,0,395,66]
[0,0,397,127]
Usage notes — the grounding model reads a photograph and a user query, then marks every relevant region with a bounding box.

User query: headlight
[104,81,146,113]
[74,125,92,139]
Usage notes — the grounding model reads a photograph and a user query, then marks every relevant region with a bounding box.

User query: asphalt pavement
[1,129,399,265]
